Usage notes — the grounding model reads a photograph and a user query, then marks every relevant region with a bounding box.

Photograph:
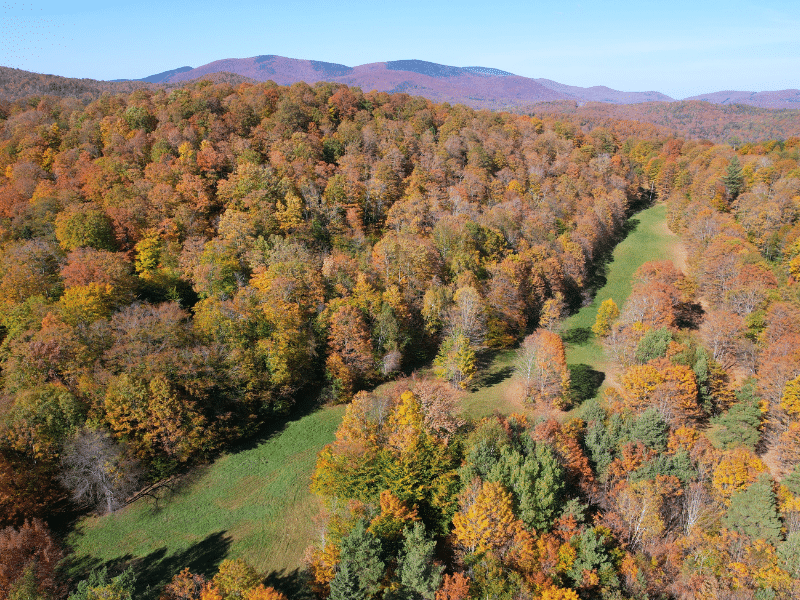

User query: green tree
[634,327,671,363]
[630,407,668,453]
[329,520,384,600]
[433,332,476,389]
[724,473,781,542]
[397,522,444,599]
[54,207,116,252]
[68,567,135,600]
[779,531,800,579]
[487,440,566,531]
[722,156,745,200]
[710,392,762,450]
[566,528,620,592]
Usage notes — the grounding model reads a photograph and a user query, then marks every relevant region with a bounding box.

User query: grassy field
[463,202,679,419]
[64,405,345,597]
[561,202,677,368]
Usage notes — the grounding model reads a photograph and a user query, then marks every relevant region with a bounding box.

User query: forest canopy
[2,78,800,599]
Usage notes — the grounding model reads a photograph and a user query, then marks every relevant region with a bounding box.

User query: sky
[1,0,798,99]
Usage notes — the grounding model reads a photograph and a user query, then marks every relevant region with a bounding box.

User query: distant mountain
[683,89,800,110]
[138,66,194,83]
[109,67,195,83]
[148,55,674,109]
[0,66,255,102]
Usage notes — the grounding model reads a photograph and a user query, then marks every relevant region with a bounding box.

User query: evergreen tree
[630,407,669,453]
[692,349,713,413]
[722,156,745,200]
[710,392,762,450]
[328,563,362,600]
[724,473,781,542]
[778,531,800,579]
[329,520,384,600]
[782,463,800,496]
[397,522,444,599]
[634,327,671,363]
[584,420,616,477]
[488,440,566,531]
[68,567,136,600]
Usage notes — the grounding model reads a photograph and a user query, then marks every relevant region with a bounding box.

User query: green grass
[561,202,678,371]
[460,348,520,420]
[64,405,345,596]
[464,202,680,418]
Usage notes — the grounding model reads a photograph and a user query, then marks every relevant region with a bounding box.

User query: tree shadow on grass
[480,365,515,388]
[264,568,316,600]
[568,364,605,405]
[562,327,594,346]
[61,530,232,599]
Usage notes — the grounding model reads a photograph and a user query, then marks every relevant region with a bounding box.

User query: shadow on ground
[61,531,232,599]
[264,568,316,599]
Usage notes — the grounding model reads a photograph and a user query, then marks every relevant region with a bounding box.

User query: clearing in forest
[462,202,682,419]
[63,405,345,597]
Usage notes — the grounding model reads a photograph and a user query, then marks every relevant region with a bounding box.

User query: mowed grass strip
[65,405,345,591]
[464,202,679,419]
[562,202,678,369]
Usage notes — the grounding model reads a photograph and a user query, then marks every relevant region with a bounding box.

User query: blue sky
[2,0,798,99]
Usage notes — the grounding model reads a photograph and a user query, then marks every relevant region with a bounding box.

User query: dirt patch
[654,219,688,274]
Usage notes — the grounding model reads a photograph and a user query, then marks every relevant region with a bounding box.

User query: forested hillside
[1,79,800,600]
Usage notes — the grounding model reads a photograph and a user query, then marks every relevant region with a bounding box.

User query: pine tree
[630,407,668,453]
[398,522,444,600]
[328,563,361,600]
[487,441,566,532]
[329,520,384,600]
[634,327,671,363]
[722,156,744,200]
[724,473,781,542]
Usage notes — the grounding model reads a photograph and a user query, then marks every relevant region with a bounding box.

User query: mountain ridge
[132,54,800,109]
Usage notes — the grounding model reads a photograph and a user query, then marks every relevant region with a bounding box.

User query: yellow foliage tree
[591,298,619,337]
[780,374,800,416]
[386,391,425,453]
[712,447,767,505]
[539,587,580,600]
[210,558,261,600]
[59,282,113,325]
[452,480,522,557]
[244,585,288,600]
[369,489,419,541]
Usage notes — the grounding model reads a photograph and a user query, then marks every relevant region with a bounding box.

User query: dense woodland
[1,79,800,599]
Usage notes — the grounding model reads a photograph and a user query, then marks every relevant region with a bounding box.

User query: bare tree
[59,427,141,514]
[445,286,486,346]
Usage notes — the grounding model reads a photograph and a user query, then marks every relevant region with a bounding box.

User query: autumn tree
[0,519,64,600]
[452,480,522,557]
[515,330,570,408]
[433,332,476,390]
[592,298,619,338]
[326,304,375,398]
